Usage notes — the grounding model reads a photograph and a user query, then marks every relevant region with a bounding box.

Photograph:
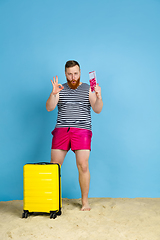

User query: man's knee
[77,162,89,173]
[75,150,90,173]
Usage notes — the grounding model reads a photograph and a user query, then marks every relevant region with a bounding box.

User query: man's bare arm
[89,84,103,114]
[46,93,59,111]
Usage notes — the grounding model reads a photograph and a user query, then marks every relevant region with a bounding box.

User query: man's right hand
[51,76,64,95]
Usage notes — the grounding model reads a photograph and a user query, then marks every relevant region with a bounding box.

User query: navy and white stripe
[55,82,91,130]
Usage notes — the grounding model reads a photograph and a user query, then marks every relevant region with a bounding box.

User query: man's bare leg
[51,149,67,165]
[75,150,91,211]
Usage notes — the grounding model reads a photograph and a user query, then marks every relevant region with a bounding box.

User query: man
[46,60,103,211]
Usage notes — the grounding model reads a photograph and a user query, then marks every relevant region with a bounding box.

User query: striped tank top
[55,82,91,130]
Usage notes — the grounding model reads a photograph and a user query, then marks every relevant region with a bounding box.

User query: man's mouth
[67,77,80,89]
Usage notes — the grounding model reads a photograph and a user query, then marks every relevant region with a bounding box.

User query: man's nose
[73,74,76,80]
[70,74,73,80]
[70,75,74,80]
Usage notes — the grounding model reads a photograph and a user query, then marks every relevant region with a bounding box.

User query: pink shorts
[51,127,92,151]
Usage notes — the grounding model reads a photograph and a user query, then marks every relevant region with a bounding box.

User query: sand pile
[0,198,160,240]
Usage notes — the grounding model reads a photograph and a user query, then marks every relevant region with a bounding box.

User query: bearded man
[46,60,103,211]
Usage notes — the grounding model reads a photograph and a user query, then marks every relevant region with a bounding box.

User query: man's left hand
[95,84,102,100]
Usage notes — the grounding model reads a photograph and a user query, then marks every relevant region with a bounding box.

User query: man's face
[65,65,81,89]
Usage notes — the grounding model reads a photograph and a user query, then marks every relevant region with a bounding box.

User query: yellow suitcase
[22,162,62,219]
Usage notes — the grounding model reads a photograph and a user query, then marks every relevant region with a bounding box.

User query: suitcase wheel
[22,210,29,219]
[50,211,57,219]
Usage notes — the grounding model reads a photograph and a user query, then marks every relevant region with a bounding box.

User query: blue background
[0,0,160,201]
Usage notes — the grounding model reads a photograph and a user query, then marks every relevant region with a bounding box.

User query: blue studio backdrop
[0,0,160,201]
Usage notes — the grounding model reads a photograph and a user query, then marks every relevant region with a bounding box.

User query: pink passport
[89,71,97,92]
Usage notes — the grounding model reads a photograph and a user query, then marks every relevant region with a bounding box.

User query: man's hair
[65,60,80,71]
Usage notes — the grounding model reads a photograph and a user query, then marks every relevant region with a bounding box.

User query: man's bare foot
[80,203,91,211]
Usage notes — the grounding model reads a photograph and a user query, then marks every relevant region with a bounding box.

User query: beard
[67,77,80,89]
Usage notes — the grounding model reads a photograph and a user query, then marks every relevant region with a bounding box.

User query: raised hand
[94,84,102,100]
[51,76,64,95]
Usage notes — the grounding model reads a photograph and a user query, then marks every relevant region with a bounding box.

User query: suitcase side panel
[23,164,61,213]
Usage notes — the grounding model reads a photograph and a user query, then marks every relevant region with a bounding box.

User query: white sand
[0,198,160,240]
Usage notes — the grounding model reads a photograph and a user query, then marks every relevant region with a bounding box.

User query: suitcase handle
[26,162,60,166]
[35,162,53,165]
